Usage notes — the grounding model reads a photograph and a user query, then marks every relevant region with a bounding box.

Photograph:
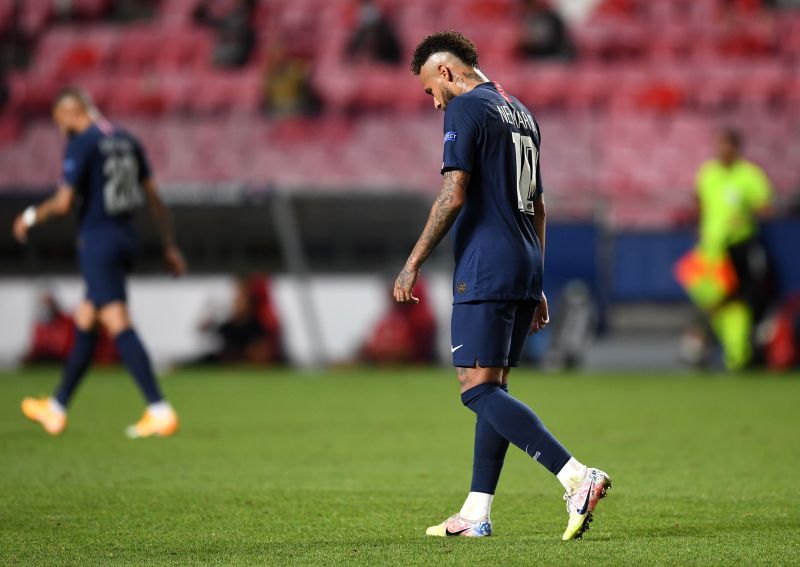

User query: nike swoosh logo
[451,345,464,353]
[446,527,469,536]
[577,476,594,515]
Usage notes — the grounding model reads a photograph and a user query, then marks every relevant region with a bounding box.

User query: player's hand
[12,214,29,244]
[393,264,420,304]
[530,292,550,334]
[164,245,187,277]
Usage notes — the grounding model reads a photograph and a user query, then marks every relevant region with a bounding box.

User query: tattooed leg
[456,365,503,394]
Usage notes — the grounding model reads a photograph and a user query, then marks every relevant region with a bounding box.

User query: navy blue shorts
[451,300,539,368]
[78,230,138,308]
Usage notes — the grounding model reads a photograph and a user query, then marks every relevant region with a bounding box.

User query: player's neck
[458,68,490,94]
[73,116,94,134]
[719,155,740,168]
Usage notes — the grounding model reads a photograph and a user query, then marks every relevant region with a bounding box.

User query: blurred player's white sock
[459,491,493,521]
[48,397,66,415]
[557,457,587,494]
[147,400,173,419]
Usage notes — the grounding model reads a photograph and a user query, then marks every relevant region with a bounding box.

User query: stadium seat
[1,0,798,229]
[20,0,52,36]
[159,0,201,27]
[0,114,22,146]
[114,25,161,71]
[0,0,14,35]
[71,0,111,20]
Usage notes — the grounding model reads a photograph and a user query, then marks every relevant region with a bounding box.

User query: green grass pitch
[2,367,799,565]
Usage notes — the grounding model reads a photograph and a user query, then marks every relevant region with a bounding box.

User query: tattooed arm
[393,170,470,303]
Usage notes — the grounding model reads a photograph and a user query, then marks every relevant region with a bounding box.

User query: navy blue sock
[462,383,571,475]
[54,328,98,407]
[115,328,163,404]
[470,384,510,494]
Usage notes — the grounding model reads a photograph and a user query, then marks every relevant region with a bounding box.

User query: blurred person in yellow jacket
[690,128,775,369]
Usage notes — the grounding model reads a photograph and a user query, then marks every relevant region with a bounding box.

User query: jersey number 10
[511,132,538,215]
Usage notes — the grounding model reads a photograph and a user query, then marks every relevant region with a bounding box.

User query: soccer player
[12,87,186,438]
[394,31,611,540]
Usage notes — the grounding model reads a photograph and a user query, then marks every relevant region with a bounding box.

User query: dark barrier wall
[762,221,800,297]
[612,230,694,302]
[0,194,435,275]
[612,220,800,302]
[544,223,602,295]
[1,194,798,303]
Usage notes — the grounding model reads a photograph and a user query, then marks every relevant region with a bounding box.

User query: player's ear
[437,64,453,82]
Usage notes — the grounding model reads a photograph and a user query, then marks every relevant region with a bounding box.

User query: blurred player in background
[358,277,437,365]
[190,275,285,366]
[394,31,610,541]
[23,289,75,364]
[694,129,775,369]
[12,87,186,438]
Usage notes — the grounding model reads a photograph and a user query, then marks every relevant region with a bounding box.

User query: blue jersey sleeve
[61,136,92,189]
[133,137,152,183]
[533,118,544,196]
[441,97,482,175]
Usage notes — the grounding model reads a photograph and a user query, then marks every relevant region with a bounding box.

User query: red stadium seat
[71,0,111,20]
[114,26,162,71]
[1,0,797,230]
[0,0,14,35]
[6,73,62,115]
[155,28,213,71]
[715,18,776,59]
[20,0,52,36]
[0,113,22,146]
[159,0,201,27]
[59,43,102,75]
[77,74,114,109]
[158,75,192,113]
[594,0,641,20]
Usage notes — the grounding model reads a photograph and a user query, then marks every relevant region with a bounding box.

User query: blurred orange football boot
[125,405,179,438]
[21,397,67,435]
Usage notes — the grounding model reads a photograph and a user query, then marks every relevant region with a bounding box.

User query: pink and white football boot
[562,468,612,540]
[426,514,493,538]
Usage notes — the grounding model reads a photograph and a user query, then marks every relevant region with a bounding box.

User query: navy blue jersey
[442,81,544,303]
[61,121,150,234]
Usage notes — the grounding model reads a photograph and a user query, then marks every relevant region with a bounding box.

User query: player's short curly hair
[410,30,479,75]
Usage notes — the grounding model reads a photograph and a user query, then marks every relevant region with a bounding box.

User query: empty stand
[0,0,797,228]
